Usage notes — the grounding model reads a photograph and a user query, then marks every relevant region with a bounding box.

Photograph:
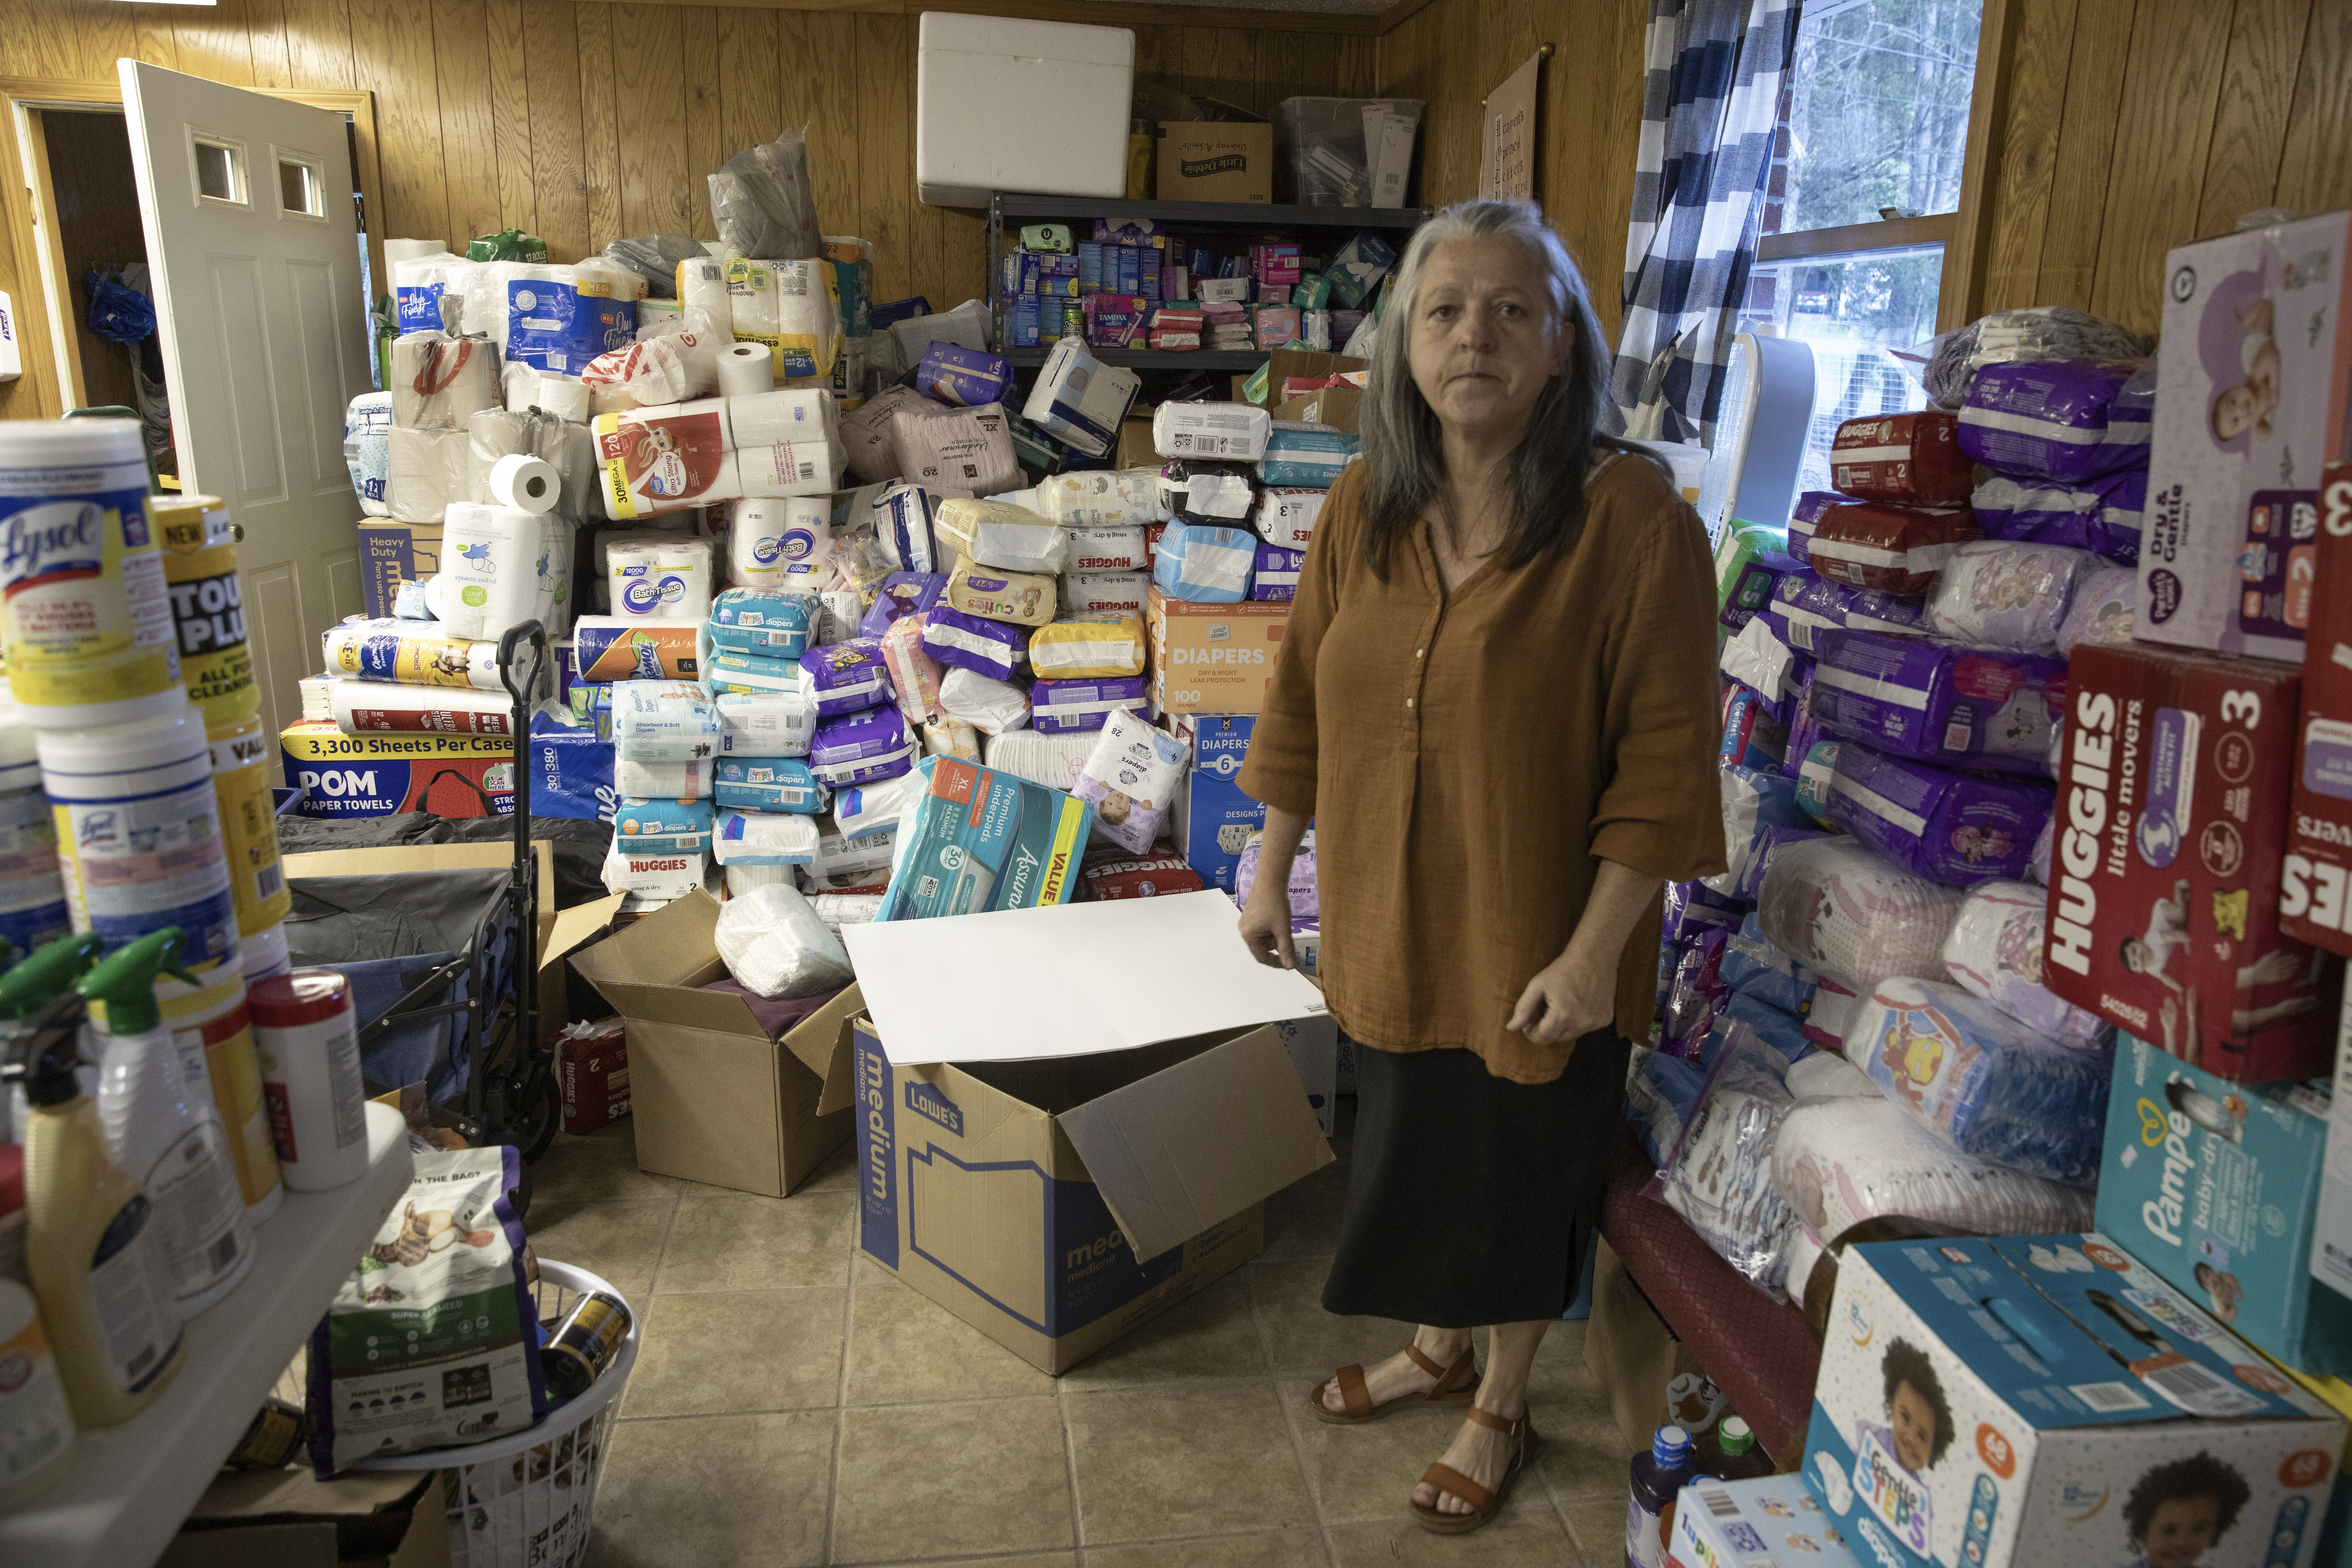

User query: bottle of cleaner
[1700,1414,1774,1480]
[0,933,106,1143]
[81,930,255,1317]
[2,993,184,1427]
[0,1275,74,1513]
[1625,1423,1694,1568]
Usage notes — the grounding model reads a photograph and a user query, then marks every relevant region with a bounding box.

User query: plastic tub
[1275,98,1424,207]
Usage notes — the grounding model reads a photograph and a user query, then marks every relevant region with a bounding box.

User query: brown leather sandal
[1307,1343,1480,1425]
[1409,1406,1540,1534]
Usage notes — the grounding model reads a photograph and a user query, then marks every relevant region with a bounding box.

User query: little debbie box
[1806,1233,2343,1568]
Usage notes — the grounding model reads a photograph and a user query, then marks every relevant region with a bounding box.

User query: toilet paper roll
[730,498,830,584]
[524,372,591,424]
[609,538,713,622]
[718,342,777,398]
[332,679,519,736]
[432,504,552,639]
[489,452,561,513]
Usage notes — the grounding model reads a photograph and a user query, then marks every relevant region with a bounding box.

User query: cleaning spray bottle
[81,930,256,1317]
[0,933,107,1145]
[2,992,184,1428]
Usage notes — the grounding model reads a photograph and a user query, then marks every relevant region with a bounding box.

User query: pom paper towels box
[1804,1233,2343,1568]
[280,722,514,818]
[2138,210,2352,663]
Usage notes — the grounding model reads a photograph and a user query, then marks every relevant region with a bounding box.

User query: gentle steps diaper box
[1670,1473,1862,1568]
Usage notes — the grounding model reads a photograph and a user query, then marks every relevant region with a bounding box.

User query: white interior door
[119,61,369,746]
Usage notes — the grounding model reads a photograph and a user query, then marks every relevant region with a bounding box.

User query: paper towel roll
[717,342,776,398]
[538,374,591,423]
[432,504,550,639]
[727,388,837,446]
[332,679,519,736]
[730,498,830,585]
[390,333,499,428]
[489,452,560,513]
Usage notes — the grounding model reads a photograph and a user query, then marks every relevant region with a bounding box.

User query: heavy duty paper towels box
[916,14,1134,208]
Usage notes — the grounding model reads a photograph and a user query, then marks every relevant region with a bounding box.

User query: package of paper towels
[428,505,562,639]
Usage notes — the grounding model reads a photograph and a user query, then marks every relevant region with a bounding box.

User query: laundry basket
[359,1261,640,1568]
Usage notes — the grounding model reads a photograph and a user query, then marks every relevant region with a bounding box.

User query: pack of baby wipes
[610,681,721,761]
[1153,401,1271,462]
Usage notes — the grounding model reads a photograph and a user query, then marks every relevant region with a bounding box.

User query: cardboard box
[1115,413,1157,471]
[570,890,861,1196]
[2042,642,2340,1081]
[1272,1013,1337,1137]
[2284,460,2352,955]
[1671,1473,1862,1568]
[160,1467,447,1568]
[1146,588,1288,715]
[1157,122,1274,204]
[2311,987,2352,1304]
[358,520,442,622]
[2139,211,2352,664]
[2097,1034,2352,1376]
[279,721,516,820]
[1804,1232,2344,1568]
[1165,712,1262,893]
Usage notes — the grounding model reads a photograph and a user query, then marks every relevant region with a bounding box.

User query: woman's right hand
[1238,878,1297,969]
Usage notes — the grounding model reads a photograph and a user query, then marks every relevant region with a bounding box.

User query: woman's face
[1406,237,1570,442]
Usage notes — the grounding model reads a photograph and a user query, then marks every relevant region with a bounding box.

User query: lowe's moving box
[571,891,864,1197]
[842,890,1332,1372]
[1805,1233,2344,1568]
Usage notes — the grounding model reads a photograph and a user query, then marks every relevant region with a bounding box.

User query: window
[277,153,324,219]
[1739,0,1983,490]
[190,132,247,207]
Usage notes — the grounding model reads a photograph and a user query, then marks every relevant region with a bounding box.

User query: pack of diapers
[1702,765,1809,895]
[1252,488,1324,549]
[1159,458,1260,525]
[797,637,894,716]
[1062,570,1151,615]
[707,587,814,658]
[1719,911,1818,1017]
[933,499,1069,575]
[945,559,1057,627]
[602,845,706,899]
[1029,468,1165,527]
[712,807,820,864]
[1956,356,2153,483]
[1234,833,1319,918]
[889,401,1020,496]
[2054,564,2136,653]
[919,715,978,760]
[715,689,816,757]
[1940,879,2112,1049]
[1073,708,1188,854]
[1843,587,1928,638]
[1791,737,1839,824]
[872,482,948,573]
[714,757,829,813]
[1923,539,2104,655]
[1031,674,1149,734]
[1153,523,1257,603]
[1152,401,1271,462]
[876,756,1092,920]
[1808,502,1980,594]
[614,756,714,800]
[839,384,929,482]
[1758,835,1969,993]
[1660,1029,1797,1300]
[809,705,917,787]
[1829,410,1973,505]
[614,797,715,852]
[1736,825,1835,901]
[982,728,1098,791]
[1825,742,2053,886]
[1258,422,1358,488]
[1720,686,1790,771]
[1764,571,1851,652]
[1970,469,2146,563]
[1252,544,1306,601]
[937,666,1032,737]
[713,883,852,1001]
[1809,629,2062,776]
[610,681,721,762]
[878,614,945,727]
[1029,612,1144,679]
[1061,522,1149,574]
[1784,491,1849,565]
[1718,549,1800,634]
[1844,976,2111,1184]
[807,819,897,878]
[922,604,1029,681]
[856,572,948,640]
[834,769,923,840]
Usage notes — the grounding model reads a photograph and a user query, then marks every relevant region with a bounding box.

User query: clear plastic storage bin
[1275,98,1424,207]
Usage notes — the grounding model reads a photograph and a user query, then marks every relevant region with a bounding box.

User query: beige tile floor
[541,1101,1633,1568]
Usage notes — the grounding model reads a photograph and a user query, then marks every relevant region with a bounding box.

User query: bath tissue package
[345,392,394,516]
[724,258,839,381]
[608,537,714,621]
[392,250,475,334]
[389,332,500,428]
[729,497,829,585]
[430,505,560,639]
[484,260,645,373]
[594,399,741,519]
[386,425,472,522]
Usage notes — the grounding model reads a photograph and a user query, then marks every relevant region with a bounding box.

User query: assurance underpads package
[1922,539,2104,656]
[614,796,715,851]
[1660,1026,1797,1300]
[797,638,893,715]
[1029,468,1165,527]
[1074,707,1188,854]
[2054,564,2136,654]
[937,666,1032,737]
[889,401,1020,496]
[713,882,852,1000]
[1703,765,1808,895]
[714,757,828,813]
[857,572,948,640]
[1029,611,1144,679]
[922,605,1028,680]
[1809,629,2062,776]
[1829,410,1973,505]
[1808,502,1980,594]
[1845,976,2112,1184]
[309,1144,543,1476]
[1826,742,2053,886]
[933,498,1069,575]
[1957,356,2154,482]
[809,705,917,786]
[1940,878,2112,1049]
[609,680,721,762]
[1154,522,1257,603]
[707,587,813,657]
[1032,675,1148,734]
[1758,835,1968,993]
[1970,469,2146,563]
[876,755,1092,920]
[712,807,819,864]
[945,559,1056,627]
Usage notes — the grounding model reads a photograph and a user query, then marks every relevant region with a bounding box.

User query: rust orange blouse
[1237,451,1728,1084]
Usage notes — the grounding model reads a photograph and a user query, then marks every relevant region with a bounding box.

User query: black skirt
[1322,1030,1629,1327]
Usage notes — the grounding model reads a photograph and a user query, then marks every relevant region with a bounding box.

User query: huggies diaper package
[714,757,829,813]
[875,755,1092,921]
[1809,630,2063,777]
[1029,611,1145,679]
[1830,411,1973,505]
[1252,488,1324,550]
[1809,504,1981,595]
[2283,460,2352,958]
[1062,570,1151,615]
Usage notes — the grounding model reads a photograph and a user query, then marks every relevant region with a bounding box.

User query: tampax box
[280,722,515,819]
[2139,210,2352,664]
[2098,1033,2352,1377]
[2042,642,2340,1081]
[1670,1473,1861,1568]
[1157,122,1275,204]
[1805,1233,2344,1568]
[1146,587,1289,715]
[2283,461,2352,955]
[1164,712,1264,893]
[358,520,442,622]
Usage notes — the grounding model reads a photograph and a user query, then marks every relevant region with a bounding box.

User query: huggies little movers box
[1804,1233,2342,1568]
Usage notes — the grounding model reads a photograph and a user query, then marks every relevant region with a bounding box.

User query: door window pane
[279,157,322,217]
[193,136,245,204]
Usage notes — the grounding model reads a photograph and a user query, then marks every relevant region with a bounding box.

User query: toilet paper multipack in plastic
[2282,460,2352,958]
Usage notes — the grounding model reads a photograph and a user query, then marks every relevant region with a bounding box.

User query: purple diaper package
[796,637,895,717]
[1783,666,1825,784]
[1825,741,2053,886]
[1765,570,1851,652]
[1809,628,2062,776]
[808,704,918,787]
[921,603,1029,681]
[2055,564,2136,654]
[1719,549,1800,633]
[1956,357,2154,483]
[1032,674,1149,733]
[1785,491,1852,565]
[1662,879,1748,948]
[1844,588,1929,638]
[1738,824,1835,900]
[916,341,1015,407]
[1251,542,1306,601]
[858,571,950,639]
[1969,468,2146,563]
[1923,539,2105,656]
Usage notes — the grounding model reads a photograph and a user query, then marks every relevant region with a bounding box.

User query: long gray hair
[1357,200,1620,578]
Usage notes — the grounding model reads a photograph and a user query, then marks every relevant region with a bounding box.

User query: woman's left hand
[1506,950,1614,1048]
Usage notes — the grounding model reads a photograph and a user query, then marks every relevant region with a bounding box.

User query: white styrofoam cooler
[916,13,1135,207]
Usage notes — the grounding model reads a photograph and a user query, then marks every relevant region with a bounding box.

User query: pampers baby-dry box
[1805,1232,2343,1568]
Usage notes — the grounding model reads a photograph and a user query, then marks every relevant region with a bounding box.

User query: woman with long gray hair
[1236,200,1725,1533]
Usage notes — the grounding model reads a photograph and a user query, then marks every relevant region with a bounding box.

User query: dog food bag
[1829,410,1973,505]
[1956,356,2154,483]
[1923,539,2105,656]
[1809,629,2063,776]
[1029,612,1144,680]
[714,757,830,814]
[1825,742,2053,887]
[1970,469,2147,564]
[856,571,949,640]
[1073,707,1188,854]
[809,704,917,787]
[796,637,894,717]
[937,666,1033,737]
[944,558,1057,627]
[1940,879,2113,1050]
[1808,502,1980,594]
[1032,674,1149,734]
[933,498,1070,576]
[308,1144,545,1476]
[1757,834,1968,994]
[1784,491,1851,566]
[922,604,1029,681]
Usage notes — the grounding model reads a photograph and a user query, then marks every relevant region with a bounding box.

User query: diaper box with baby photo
[1670,1472,1863,1568]
[2138,210,2352,665]
[1805,1233,2343,1568]
[1164,713,1265,894]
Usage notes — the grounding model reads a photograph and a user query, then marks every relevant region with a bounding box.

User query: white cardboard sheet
[840,889,1327,1065]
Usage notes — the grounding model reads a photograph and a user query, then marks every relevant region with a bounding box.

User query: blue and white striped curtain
[1602,0,1802,444]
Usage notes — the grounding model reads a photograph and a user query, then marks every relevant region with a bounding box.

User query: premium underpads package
[1032,675,1148,734]
[1826,743,2053,885]
[715,689,816,756]
[706,586,814,658]
[1029,611,1144,679]
[609,681,721,761]
[1758,835,1968,993]
[922,605,1028,680]
[712,807,819,864]
[1828,410,1972,505]
[945,558,1057,626]
[1970,469,2146,562]
[809,705,917,786]
[937,666,1032,736]
[933,498,1069,575]
[1153,522,1257,603]
[1922,539,2104,655]
[714,757,828,813]
[1784,491,1848,565]
[1660,1027,1797,1300]
[1956,356,2154,482]
[1940,878,2112,1049]
[1807,502,1980,594]
[2054,564,2136,653]
[857,571,949,640]
[309,1145,544,1475]
[797,637,893,715]
[876,755,1092,919]
[1844,976,2112,1184]
[1074,707,1189,854]
[614,796,715,850]
[1808,629,2062,776]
